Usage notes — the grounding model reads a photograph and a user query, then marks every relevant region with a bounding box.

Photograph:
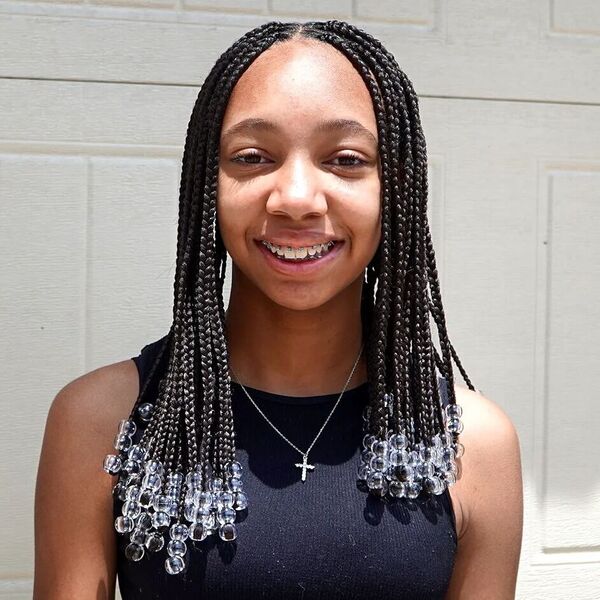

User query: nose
[265,153,328,220]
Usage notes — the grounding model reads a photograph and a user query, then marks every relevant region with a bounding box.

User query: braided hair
[106,18,477,573]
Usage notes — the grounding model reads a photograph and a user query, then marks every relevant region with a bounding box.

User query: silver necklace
[229,342,365,482]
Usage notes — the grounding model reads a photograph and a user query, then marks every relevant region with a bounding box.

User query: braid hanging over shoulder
[103,19,478,577]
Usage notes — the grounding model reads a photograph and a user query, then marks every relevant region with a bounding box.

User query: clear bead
[393,464,414,482]
[219,523,237,542]
[406,481,422,499]
[145,532,164,552]
[152,511,170,530]
[441,447,456,463]
[114,434,132,452]
[362,434,377,451]
[388,479,406,498]
[210,477,224,493]
[419,446,437,462]
[145,460,164,477]
[226,460,243,478]
[433,476,445,495]
[185,489,202,506]
[119,419,137,436]
[198,491,212,507]
[136,512,153,531]
[183,503,196,522]
[233,491,248,511]
[453,442,465,458]
[217,507,236,525]
[170,523,189,541]
[388,433,408,450]
[431,434,443,449]
[445,403,463,418]
[139,489,154,508]
[366,471,385,490]
[165,486,180,500]
[416,462,434,479]
[128,445,147,463]
[167,472,184,488]
[125,542,144,561]
[113,481,127,501]
[137,402,154,422]
[369,478,389,497]
[189,522,208,542]
[103,454,122,475]
[421,477,436,494]
[201,512,217,530]
[122,500,141,519]
[167,540,187,557]
[125,473,141,487]
[357,463,370,481]
[185,471,202,489]
[165,555,185,575]
[142,473,162,492]
[153,495,173,513]
[446,417,464,434]
[388,450,404,467]
[373,440,389,457]
[130,528,146,545]
[125,485,141,502]
[115,516,135,533]
[217,492,234,509]
[228,477,243,492]
[443,471,457,486]
[122,459,141,475]
[444,460,457,475]
[369,455,388,472]
[407,450,420,467]
[361,449,375,464]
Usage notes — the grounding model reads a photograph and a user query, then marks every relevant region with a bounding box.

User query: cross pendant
[294,454,315,482]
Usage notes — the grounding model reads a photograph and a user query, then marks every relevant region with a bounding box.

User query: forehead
[220,38,377,137]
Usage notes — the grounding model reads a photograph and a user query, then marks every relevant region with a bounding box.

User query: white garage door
[1,1,599,598]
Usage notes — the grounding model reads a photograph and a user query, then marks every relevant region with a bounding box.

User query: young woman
[34,20,523,599]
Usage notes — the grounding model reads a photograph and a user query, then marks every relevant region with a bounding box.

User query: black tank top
[115,335,458,599]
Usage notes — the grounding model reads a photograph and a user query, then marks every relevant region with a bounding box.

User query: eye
[230,151,269,165]
[329,153,369,168]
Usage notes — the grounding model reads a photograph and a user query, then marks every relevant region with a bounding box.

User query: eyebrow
[220,117,378,146]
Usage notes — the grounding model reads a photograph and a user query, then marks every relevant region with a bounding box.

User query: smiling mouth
[260,240,338,261]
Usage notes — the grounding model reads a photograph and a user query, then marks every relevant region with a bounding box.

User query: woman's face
[217,38,381,311]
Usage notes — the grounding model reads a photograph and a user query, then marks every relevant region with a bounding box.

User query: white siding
[1,1,598,597]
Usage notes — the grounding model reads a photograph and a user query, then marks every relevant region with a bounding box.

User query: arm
[34,360,138,600]
[445,387,524,599]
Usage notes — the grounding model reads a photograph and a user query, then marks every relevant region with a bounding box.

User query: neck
[224,269,368,397]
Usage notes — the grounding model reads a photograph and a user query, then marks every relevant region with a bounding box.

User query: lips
[262,240,336,261]
[254,238,344,275]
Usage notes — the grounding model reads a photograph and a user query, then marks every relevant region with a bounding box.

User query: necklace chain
[229,342,365,480]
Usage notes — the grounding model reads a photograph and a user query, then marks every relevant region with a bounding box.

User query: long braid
[105,19,476,575]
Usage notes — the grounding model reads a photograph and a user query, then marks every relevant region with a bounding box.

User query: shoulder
[445,383,523,598]
[452,383,522,531]
[50,358,139,435]
[34,358,139,598]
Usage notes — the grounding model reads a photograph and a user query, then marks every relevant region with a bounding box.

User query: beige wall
[1,0,599,597]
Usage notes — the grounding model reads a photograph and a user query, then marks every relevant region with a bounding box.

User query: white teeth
[261,240,335,261]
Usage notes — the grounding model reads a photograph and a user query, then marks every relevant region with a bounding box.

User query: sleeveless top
[114,335,458,599]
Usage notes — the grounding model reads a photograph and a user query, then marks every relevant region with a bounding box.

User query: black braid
[133,19,476,495]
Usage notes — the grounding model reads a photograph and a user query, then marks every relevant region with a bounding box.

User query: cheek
[344,180,381,249]
[216,174,243,252]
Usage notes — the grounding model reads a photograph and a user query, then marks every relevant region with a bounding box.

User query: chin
[262,285,338,312]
